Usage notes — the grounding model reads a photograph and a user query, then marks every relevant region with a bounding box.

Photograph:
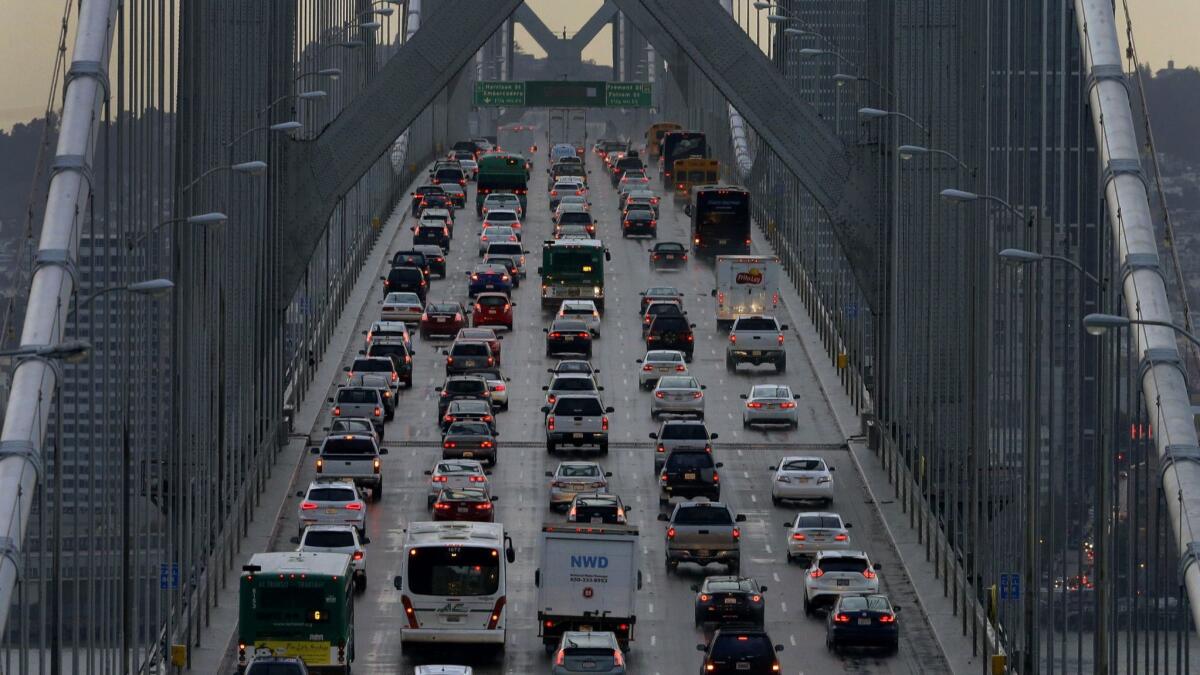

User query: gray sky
[1,0,1197,132]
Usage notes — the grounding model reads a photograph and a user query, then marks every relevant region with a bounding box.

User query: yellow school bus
[644,122,682,159]
[672,158,720,200]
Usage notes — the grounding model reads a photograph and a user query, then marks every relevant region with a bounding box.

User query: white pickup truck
[726,315,789,373]
[312,433,387,501]
[542,395,615,455]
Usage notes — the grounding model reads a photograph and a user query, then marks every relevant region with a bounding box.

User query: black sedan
[440,400,496,433]
[621,209,657,238]
[440,420,498,466]
[544,319,593,357]
[825,593,900,654]
[649,241,688,271]
[693,575,767,628]
[566,493,628,525]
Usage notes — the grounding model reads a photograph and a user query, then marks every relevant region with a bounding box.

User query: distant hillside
[0,116,56,237]
[1140,64,1200,167]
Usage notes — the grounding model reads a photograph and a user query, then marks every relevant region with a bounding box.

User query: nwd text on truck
[535,523,642,654]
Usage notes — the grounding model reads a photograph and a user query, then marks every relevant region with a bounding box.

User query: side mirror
[829,466,836,471]
[424,470,433,475]
[545,471,553,477]
[327,397,334,403]
[542,328,549,333]
[362,537,371,545]
[845,523,853,528]
[605,471,613,477]
[700,385,706,390]
[524,249,531,254]
[542,386,549,391]
[605,250,612,262]
[392,576,403,590]
[505,546,516,564]
[310,447,320,455]
[894,605,903,612]
[490,496,499,502]
[605,406,615,413]
[690,584,700,592]
[442,350,450,356]
[709,433,718,440]
[775,645,785,653]
[434,386,443,392]
[690,323,696,328]
[710,289,717,297]
[715,462,724,468]
[648,432,658,439]
[541,406,551,414]
[598,386,605,391]
[535,569,541,587]
[322,426,330,431]
[295,491,304,497]
[546,368,554,374]
[794,394,802,400]
[290,536,300,544]
[695,644,706,652]
[739,394,748,400]
[656,513,669,522]
[485,470,493,476]
[357,350,365,356]
[874,563,883,570]
[342,367,350,373]
[735,514,747,522]
[361,330,368,335]
[510,302,517,307]
[379,448,389,455]
[781,324,789,331]
[636,359,643,364]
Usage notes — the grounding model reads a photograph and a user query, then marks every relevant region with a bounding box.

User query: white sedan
[741,384,801,428]
[297,525,368,592]
[381,292,424,324]
[478,225,519,255]
[637,350,688,389]
[770,456,835,505]
[483,372,509,411]
[651,375,706,419]
[424,459,490,509]
[784,511,852,564]
[556,299,601,336]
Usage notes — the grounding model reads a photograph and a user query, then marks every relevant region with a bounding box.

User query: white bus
[392,522,516,651]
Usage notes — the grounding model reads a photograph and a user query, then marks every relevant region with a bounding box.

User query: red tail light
[444,441,457,449]
[699,593,710,602]
[390,372,398,382]
[301,502,318,510]
[487,596,506,629]
[373,458,381,473]
[792,532,807,541]
[747,402,763,409]
[601,416,609,431]
[332,406,341,416]
[432,475,448,482]
[676,364,687,371]
[476,502,492,510]
[352,551,364,561]
[712,471,720,482]
[469,475,486,483]
[780,401,797,409]
[315,458,323,472]
[656,444,665,454]
[655,391,665,399]
[864,569,877,579]
[547,416,555,431]
[401,595,419,629]
[480,441,493,449]
[493,383,506,392]
[373,407,382,417]
[729,334,737,344]
[879,613,896,623]
[834,613,851,624]
[834,533,848,541]
[777,334,785,345]
[810,568,825,578]
[549,332,562,339]
[345,502,362,511]
[731,527,740,539]
[686,334,694,342]
[666,527,676,539]
[642,364,653,372]
[692,391,703,399]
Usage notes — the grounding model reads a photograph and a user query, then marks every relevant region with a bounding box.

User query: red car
[431,487,496,522]
[456,327,503,365]
[472,293,514,330]
[420,301,467,339]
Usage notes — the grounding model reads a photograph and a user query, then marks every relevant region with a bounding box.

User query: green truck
[475,152,529,216]
[538,239,611,310]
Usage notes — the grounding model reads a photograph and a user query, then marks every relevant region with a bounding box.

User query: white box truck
[712,254,781,329]
[535,523,641,654]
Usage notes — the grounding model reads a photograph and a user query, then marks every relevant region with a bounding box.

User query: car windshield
[819,557,870,573]
[322,438,377,455]
[782,458,825,471]
[665,451,714,471]
[672,505,732,526]
[662,424,708,440]
[559,464,600,478]
[553,378,595,391]
[751,386,791,399]
[736,317,779,331]
[447,421,491,435]
[706,579,754,593]
[336,389,378,403]
[552,398,603,416]
[307,487,356,502]
[795,515,844,529]
[303,530,356,548]
[657,376,697,389]
[710,634,774,659]
[445,379,485,394]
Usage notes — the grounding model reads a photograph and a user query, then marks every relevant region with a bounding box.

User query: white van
[712,255,781,329]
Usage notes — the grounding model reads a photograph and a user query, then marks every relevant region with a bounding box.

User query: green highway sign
[473,81,525,106]
[605,82,653,108]
[473,81,652,108]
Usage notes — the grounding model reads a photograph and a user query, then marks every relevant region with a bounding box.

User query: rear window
[707,579,754,593]
[559,212,592,225]
[322,438,377,455]
[782,458,824,471]
[751,385,791,399]
[672,505,732,526]
[303,530,356,548]
[626,211,653,221]
[710,634,774,659]
[368,343,408,359]
[446,379,486,394]
[427,303,460,314]
[665,451,715,471]
[452,343,489,356]
[554,320,589,332]
[552,398,604,416]
[488,244,522,255]
[736,317,779,331]
[477,296,508,307]
[819,557,870,573]
[795,515,844,529]
[336,389,379,403]
[447,421,491,435]
[560,464,599,478]
[392,252,426,266]
[434,168,463,181]
[563,306,593,315]
[246,663,306,675]
[307,487,357,502]
[647,303,682,316]
[553,378,595,391]
[651,316,689,331]
[662,424,708,440]
[351,359,392,372]
[389,268,423,281]
[487,211,517,222]
[437,461,481,474]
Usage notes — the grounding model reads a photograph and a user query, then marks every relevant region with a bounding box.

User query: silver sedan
[741,384,801,428]
[637,349,688,388]
[546,461,611,509]
[650,375,706,419]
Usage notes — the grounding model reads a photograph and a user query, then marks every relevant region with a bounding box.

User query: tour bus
[476,153,529,216]
[687,184,752,255]
[393,521,516,652]
[645,122,682,159]
[238,551,356,673]
[671,157,720,201]
[659,131,708,185]
[538,239,612,310]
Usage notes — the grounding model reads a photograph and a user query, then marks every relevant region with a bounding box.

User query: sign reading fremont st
[473,81,652,108]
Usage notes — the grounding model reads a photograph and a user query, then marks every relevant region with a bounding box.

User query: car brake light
[676,364,687,371]
[373,458,381,473]
[655,391,665,399]
[687,334,694,342]
[550,332,562,338]
[834,613,851,624]
[401,595,419,629]
[493,383,506,392]
[432,475,448,482]
[692,391,703,399]
[642,364,653,371]
[780,401,797,409]
[810,568,825,578]
[444,441,456,449]
[345,502,362,511]
[834,534,848,543]
[778,334,785,345]
[480,441,493,449]
[332,406,341,416]
[613,650,624,667]
[656,444,665,454]
[601,416,609,431]
[487,596,506,629]
[732,527,740,539]
[864,569,877,579]
[374,407,382,417]
[476,502,492,510]
[667,527,676,539]
[315,458,323,472]
[747,402,763,409]
[390,372,398,382]
[547,416,555,431]
[792,532,807,541]
[712,471,720,482]
[699,593,710,602]
[435,502,451,510]
[301,502,318,510]
[555,650,565,666]
[880,613,896,623]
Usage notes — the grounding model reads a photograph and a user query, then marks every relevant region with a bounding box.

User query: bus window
[408,547,500,596]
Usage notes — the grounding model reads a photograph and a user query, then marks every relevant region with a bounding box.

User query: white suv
[556,300,601,336]
[802,550,881,615]
[297,525,369,592]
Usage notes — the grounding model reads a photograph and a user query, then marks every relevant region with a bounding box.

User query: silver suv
[542,395,614,455]
[649,420,717,473]
[312,433,387,500]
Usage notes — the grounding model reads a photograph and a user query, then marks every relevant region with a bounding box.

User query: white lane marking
[780,601,788,613]
[789,634,797,647]
[648,602,654,614]
[742,471,749,478]
[763,543,771,553]
[750,494,757,503]
[773,572,781,582]
[737,449,744,457]
[650,635,656,647]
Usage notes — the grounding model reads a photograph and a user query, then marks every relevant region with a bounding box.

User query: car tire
[785,552,794,564]
[354,576,366,593]
[772,496,783,507]
[664,558,676,574]
[599,442,609,455]
[803,594,813,617]
[650,410,659,420]
[694,611,704,627]
[427,496,435,509]
[546,441,556,454]
[725,354,735,371]
[372,484,383,502]
[777,356,787,373]
[742,417,750,429]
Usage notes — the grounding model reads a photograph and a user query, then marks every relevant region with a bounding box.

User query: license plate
[697,550,710,557]
[457,507,468,513]
[736,663,751,670]
[684,472,697,480]
[579,624,593,632]
[582,661,597,670]
[572,432,584,439]
[563,336,574,342]
[463,451,474,457]
[719,239,729,245]
[837,579,850,587]
[325,509,338,514]
[724,598,738,604]
[858,617,872,625]
[591,516,604,524]
[798,477,811,483]
[657,366,670,372]
[752,350,762,356]
[436,317,446,322]
[485,284,495,289]
[665,254,675,259]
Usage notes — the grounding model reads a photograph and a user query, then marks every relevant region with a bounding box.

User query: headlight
[592,286,601,296]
